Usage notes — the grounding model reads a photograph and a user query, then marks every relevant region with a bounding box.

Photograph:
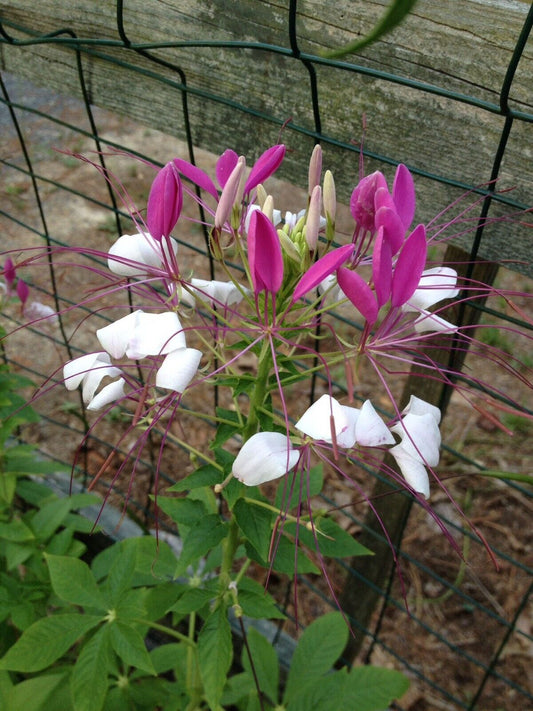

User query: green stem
[242,338,272,441]
[131,619,195,646]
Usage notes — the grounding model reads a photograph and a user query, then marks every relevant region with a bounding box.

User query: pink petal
[3,258,15,287]
[146,161,183,240]
[337,267,378,324]
[392,164,416,230]
[292,244,354,303]
[374,186,395,213]
[374,206,405,255]
[16,279,29,305]
[248,210,283,294]
[216,149,239,188]
[244,144,286,194]
[391,224,427,308]
[372,227,392,308]
[350,171,388,231]
[173,158,218,200]
[215,157,245,229]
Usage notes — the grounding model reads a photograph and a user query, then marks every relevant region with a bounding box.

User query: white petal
[402,395,441,425]
[391,412,441,467]
[355,400,395,447]
[81,359,121,404]
[87,378,126,411]
[63,352,112,390]
[190,278,245,306]
[126,311,186,359]
[389,444,430,498]
[413,309,457,334]
[156,348,202,392]
[107,232,178,277]
[295,394,357,448]
[232,432,299,486]
[404,267,459,311]
[97,311,139,359]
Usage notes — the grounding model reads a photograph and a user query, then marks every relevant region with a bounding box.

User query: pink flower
[244,144,286,195]
[146,161,183,241]
[350,171,388,233]
[247,210,283,294]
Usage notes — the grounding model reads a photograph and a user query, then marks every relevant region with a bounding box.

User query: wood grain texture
[1,1,531,274]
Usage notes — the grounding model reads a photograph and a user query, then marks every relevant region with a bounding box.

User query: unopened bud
[215,156,246,230]
[323,170,336,222]
[308,144,322,196]
[304,185,322,251]
[262,195,274,222]
[147,161,183,241]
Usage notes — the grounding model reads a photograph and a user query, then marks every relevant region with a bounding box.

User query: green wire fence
[1,2,532,709]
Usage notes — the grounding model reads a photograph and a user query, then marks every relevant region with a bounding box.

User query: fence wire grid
[1,2,532,710]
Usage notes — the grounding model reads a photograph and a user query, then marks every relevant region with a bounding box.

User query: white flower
[156,348,202,392]
[232,432,299,486]
[107,232,178,277]
[403,267,459,333]
[87,378,126,411]
[189,278,246,307]
[63,352,124,410]
[389,396,442,498]
[97,310,186,359]
[355,400,395,447]
[295,394,393,449]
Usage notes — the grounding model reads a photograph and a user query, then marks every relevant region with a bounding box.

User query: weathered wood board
[1,0,532,274]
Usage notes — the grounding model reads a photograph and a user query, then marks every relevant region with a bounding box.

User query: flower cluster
[19,143,527,517]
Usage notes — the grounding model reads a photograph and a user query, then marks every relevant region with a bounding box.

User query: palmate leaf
[71,626,111,711]
[322,0,419,59]
[198,606,232,710]
[45,554,108,611]
[0,613,102,672]
[283,612,348,705]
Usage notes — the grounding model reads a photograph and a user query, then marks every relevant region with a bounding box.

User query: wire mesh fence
[1,2,532,709]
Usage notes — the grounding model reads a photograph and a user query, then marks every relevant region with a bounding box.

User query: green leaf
[241,627,279,706]
[166,464,222,492]
[0,519,35,542]
[246,535,320,575]
[286,518,373,558]
[322,0,419,59]
[0,613,102,671]
[283,612,348,704]
[342,665,410,710]
[30,498,71,541]
[71,626,111,711]
[237,578,285,620]
[211,408,242,448]
[169,587,215,615]
[285,670,345,711]
[155,496,207,527]
[104,540,137,606]
[233,498,273,562]
[176,514,227,575]
[7,672,69,711]
[109,620,155,675]
[198,606,232,710]
[46,554,108,611]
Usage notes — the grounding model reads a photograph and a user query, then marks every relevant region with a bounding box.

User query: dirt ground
[1,77,532,710]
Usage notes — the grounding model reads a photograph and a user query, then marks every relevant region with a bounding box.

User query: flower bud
[350,171,388,233]
[146,161,183,241]
[304,185,322,251]
[308,144,322,196]
[323,170,336,224]
[215,156,245,230]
